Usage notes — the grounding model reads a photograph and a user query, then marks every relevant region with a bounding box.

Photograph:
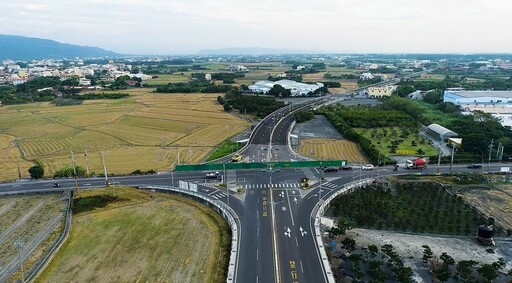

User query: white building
[367,85,396,98]
[249,79,323,96]
[444,89,512,105]
[444,89,512,128]
[79,78,91,86]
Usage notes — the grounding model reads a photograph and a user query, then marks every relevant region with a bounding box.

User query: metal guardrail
[311,178,374,283]
[138,185,240,283]
[29,190,73,282]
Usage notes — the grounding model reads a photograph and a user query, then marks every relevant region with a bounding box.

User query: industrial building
[425,124,458,142]
[248,79,323,96]
[444,89,512,127]
[444,89,512,105]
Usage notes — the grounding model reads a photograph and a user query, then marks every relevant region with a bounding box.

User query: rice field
[0,91,249,180]
[298,138,368,164]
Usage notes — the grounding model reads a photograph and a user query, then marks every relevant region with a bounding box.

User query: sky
[0,0,511,55]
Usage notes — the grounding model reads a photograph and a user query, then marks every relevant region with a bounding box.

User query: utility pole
[488,139,494,172]
[70,151,79,191]
[17,157,21,179]
[100,151,109,188]
[319,168,324,203]
[449,144,455,174]
[171,164,174,187]
[223,163,229,207]
[84,149,90,176]
[437,149,441,174]
[14,237,24,283]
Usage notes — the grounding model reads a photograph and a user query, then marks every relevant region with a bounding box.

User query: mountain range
[0,34,120,61]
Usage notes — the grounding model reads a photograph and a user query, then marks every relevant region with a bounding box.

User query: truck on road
[405,157,427,169]
[205,171,222,179]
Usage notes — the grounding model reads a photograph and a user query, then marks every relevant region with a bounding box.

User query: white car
[362,164,374,170]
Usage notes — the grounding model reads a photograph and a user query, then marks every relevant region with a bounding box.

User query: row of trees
[330,181,494,236]
[220,90,285,118]
[155,81,234,93]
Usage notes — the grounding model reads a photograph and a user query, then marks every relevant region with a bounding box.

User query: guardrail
[311,178,375,283]
[29,190,73,282]
[137,185,240,283]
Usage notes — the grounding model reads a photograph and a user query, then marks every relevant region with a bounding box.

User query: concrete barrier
[311,178,374,283]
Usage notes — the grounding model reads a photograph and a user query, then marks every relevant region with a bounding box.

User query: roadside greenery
[293,110,314,123]
[155,81,234,93]
[206,140,240,161]
[330,180,495,235]
[223,90,285,118]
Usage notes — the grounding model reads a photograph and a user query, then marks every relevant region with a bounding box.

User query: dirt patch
[457,184,512,232]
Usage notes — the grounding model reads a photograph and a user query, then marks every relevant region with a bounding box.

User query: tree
[217,96,225,105]
[28,165,44,180]
[422,245,433,263]
[267,84,292,97]
[223,103,232,112]
[478,264,498,282]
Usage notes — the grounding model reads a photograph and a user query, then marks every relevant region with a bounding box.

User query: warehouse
[249,79,323,96]
[425,124,458,142]
[444,89,512,106]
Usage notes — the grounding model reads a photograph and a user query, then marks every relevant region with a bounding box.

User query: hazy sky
[1,0,511,54]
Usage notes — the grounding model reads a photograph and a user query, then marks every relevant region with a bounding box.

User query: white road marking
[286,190,295,226]
[295,237,299,247]
[300,260,304,273]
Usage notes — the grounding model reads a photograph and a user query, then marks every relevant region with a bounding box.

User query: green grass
[206,140,241,161]
[409,100,460,125]
[355,127,437,156]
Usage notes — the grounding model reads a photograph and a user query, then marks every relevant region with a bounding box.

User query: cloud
[0,0,510,54]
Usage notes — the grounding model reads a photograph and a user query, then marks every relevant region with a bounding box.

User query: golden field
[298,138,368,164]
[0,89,249,180]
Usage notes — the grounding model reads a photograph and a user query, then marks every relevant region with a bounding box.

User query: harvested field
[457,184,512,231]
[298,138,368,164]
[0,92,249,179]
[36,187,230,283]
[0,193,67,283]
[0,134,33,181]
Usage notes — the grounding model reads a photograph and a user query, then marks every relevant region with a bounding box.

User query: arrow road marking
[299,226,308,237]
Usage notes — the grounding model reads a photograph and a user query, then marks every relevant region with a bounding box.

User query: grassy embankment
[36,187,231,283]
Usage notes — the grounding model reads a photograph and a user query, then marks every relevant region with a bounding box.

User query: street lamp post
[14,237,25,283]
[223,163,229,207]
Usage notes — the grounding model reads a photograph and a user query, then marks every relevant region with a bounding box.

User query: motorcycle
[53,182,60,188]
[393,165,399,171]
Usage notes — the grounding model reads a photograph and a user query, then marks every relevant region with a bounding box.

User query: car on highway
[467,163,482,169]
[362,164,374,170]
[323,167,338,173]
[340,165,352,170]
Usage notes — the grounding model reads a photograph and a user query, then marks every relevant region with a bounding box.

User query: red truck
[405,157,427,169]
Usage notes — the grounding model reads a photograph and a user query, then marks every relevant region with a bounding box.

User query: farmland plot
[298,138,368,164]
[0,92,249,180]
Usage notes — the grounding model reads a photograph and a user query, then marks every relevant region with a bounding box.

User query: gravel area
[292,115,342,139]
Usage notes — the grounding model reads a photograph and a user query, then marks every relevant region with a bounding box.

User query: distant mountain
[0,34,120,60]
[198,47,323,56]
